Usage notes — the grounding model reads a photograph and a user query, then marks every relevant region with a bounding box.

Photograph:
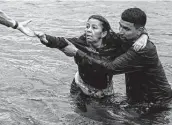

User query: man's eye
[125,28,130,31]
[124,27,130,31]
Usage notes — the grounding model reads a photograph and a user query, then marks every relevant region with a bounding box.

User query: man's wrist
[141,27,149,37]
[12,21,19,29]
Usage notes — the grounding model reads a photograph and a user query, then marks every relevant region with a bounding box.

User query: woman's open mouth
[86,35,92,39]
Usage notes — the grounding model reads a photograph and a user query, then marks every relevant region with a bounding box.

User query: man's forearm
[76,48,144,75]
[0,10,16,28]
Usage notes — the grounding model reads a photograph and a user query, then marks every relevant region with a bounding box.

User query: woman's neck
[90,40,103,50]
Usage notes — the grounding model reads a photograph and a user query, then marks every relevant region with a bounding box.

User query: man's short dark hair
[121,8,147,27]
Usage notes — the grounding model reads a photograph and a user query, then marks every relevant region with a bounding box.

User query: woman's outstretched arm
[35,31,78,57]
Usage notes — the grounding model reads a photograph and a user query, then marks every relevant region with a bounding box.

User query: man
[76,8,172,108]
[0,10,35,37]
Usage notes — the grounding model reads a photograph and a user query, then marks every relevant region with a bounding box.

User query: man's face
[119,19,141,42]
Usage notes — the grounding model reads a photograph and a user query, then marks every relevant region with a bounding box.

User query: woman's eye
[92,26,97,29]
[86,25,89,29]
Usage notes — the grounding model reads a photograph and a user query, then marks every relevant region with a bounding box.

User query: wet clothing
[76,40,172,104]
[44,33,123,98]
[74,71,114,98]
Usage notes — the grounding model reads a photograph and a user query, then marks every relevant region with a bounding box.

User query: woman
[35,15,148,99]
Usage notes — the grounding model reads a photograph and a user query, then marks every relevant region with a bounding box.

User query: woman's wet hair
[87,14,115,45]
[88,15,112,32]
[121,8,147,27]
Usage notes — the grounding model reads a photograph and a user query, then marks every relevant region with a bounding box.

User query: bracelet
[13,21,18,29]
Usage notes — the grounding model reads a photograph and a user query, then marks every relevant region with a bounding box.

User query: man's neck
[123,35,140,45]
[121,38,139,52]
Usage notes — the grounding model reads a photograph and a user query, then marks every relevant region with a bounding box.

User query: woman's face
[85,18,106,46]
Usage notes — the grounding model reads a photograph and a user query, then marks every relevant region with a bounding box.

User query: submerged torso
[70,34,123,89]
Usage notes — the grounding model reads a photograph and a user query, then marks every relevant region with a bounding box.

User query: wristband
[13,21,18,29]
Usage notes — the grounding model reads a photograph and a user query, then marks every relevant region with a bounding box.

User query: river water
[0,0,172,125]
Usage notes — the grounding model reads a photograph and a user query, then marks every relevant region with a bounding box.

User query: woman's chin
[86,38,93,43]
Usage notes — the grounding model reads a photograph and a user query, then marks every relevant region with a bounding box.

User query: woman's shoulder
[67,35,88,46]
